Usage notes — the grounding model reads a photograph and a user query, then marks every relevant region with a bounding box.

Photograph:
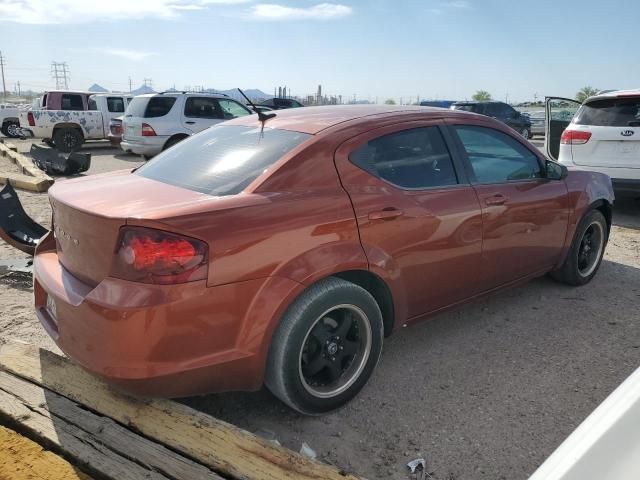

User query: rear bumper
[121,136,167,156]
[33,237,302,397]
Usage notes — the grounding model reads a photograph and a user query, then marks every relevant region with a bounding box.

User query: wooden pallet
[0,341,365,480]
[0,141,54,192]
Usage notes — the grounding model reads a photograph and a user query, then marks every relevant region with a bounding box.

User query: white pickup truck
[20,93,132,152]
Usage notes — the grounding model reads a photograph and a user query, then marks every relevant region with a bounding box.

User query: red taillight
[561,129,592,145]
[111,227,208,284]
[110,123,122,135]
[27,112,35,127]
[141,123,156,136]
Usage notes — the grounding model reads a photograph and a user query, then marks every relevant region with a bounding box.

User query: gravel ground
[1,138,639,480]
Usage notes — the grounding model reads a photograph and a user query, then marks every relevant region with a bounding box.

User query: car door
[448,121,569,289]
[182,96,224,134]
[545,97,582,161]
[334,121,484,320]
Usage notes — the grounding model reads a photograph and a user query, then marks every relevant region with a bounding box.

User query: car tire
[163,135,187,151]
[53,128,83,153]
[2,121,20,138]
[265,277,384,415]
[551,209,608,286]
[520,127,531,139]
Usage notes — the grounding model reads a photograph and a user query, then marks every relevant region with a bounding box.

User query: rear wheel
[53,128,83,153]
[551,210,607,286]
[2,121,20,138]
[266,277,384,415]
[163,135,187,151]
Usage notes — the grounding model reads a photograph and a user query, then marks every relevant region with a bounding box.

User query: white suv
[546,90,640,194]
[121,92,252,158]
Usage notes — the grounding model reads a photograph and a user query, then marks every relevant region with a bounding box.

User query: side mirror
[546,160,568,180]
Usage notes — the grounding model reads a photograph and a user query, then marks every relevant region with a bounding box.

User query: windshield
[574,98,640,126]
[136,125,311,196]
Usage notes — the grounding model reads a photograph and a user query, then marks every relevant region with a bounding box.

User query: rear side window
[107,97,125,113]
[454,125,542,183]
[136,125,311,196]
[61,94,84,110]
[184,97,222,119]
[574,98,640,127]
[350,127,458,189]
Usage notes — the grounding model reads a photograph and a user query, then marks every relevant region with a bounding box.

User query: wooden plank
[0,371,223,480]
[0,342,365,480]
[0,171,53,192]
[0,425,92,480]
[0,143,53,182]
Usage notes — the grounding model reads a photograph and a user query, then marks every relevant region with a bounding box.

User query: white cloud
[0,0,250,24]
[98,48,158,61]
[249,3,352,21]
[427,1,472,14]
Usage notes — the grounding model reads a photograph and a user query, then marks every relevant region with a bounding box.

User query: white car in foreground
[546,90,640,194]
[530,366,640,479]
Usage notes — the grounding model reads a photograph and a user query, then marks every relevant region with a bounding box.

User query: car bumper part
[33,237,302,397]
[121,137,166,156]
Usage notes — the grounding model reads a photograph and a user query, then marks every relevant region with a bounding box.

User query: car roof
[225,104,480,135]
[452,100,502,105]
[134,92,231,99]
[585,89,640,103]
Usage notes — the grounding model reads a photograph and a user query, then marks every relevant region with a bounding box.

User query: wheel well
[591,200,613,236]
[164,134,189,150]
[332,270,395,336]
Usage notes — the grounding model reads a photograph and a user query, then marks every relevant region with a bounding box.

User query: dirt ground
[1,139,639,480]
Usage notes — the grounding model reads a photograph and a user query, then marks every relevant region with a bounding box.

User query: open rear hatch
[47,170,216,286]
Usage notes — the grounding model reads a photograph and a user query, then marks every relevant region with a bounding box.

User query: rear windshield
[126,96,177,118]
[135,125,311,196]
[574,98,640,127]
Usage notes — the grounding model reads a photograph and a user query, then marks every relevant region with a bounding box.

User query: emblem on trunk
[54,225,79,245]
[621,130,634,137]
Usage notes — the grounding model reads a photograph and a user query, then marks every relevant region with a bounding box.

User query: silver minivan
[121,92,252,159]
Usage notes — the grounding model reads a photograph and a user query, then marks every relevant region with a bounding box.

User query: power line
[0,51,7,101]
[51,61,70,89]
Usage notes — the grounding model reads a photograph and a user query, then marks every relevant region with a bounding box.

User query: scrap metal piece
[407,458,428,480]
[30,143,90,175]
[0,183,48,255]
[0,258,33,274]
[299,442,317,460]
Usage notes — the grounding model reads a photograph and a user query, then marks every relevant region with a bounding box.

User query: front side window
[184,97,222,119]
[574,98,640,127]
[217,99,251,119]
[136,125,310,196]
[107,97,125,113]
[61,94,84,110]
[454,125,542,183]
[349,127,458,189]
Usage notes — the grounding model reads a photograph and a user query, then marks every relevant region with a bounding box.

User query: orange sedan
[34,105,614,414]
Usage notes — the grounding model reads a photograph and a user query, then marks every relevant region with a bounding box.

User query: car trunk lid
[48,170,217,286]
[571,125,640,169]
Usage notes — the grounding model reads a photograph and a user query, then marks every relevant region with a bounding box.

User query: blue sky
[1,0,639,102]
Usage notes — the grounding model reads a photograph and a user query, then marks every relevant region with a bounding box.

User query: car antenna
[237,88,276,135]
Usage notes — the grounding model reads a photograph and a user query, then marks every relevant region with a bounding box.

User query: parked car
[526,110,545,136]
[546,90,640,195]
[20,93,132,152]
[530,365,640,479]
[259,97,304,109]
[121,92,252,159]
[0,103,24,138]
[108,116,124,147]
[33,105,613,414]
[451,101,533,138]
[419,100,458,108]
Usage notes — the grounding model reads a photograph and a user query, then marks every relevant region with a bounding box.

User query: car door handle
[185,121,196,125]
[484,194,508,206]
[368,208,404,221]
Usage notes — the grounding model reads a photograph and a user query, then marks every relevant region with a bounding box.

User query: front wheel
[265,277,384,415]
[551,209,608,286]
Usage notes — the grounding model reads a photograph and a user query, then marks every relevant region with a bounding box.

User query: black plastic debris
[0,182,48,255]
[30,143,91,175]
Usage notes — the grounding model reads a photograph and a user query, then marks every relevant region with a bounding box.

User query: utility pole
[0,51,7,101]
[143,78,153,90]
[14,81,21,97]
[128,76,132,93]
[51,62,70,89]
